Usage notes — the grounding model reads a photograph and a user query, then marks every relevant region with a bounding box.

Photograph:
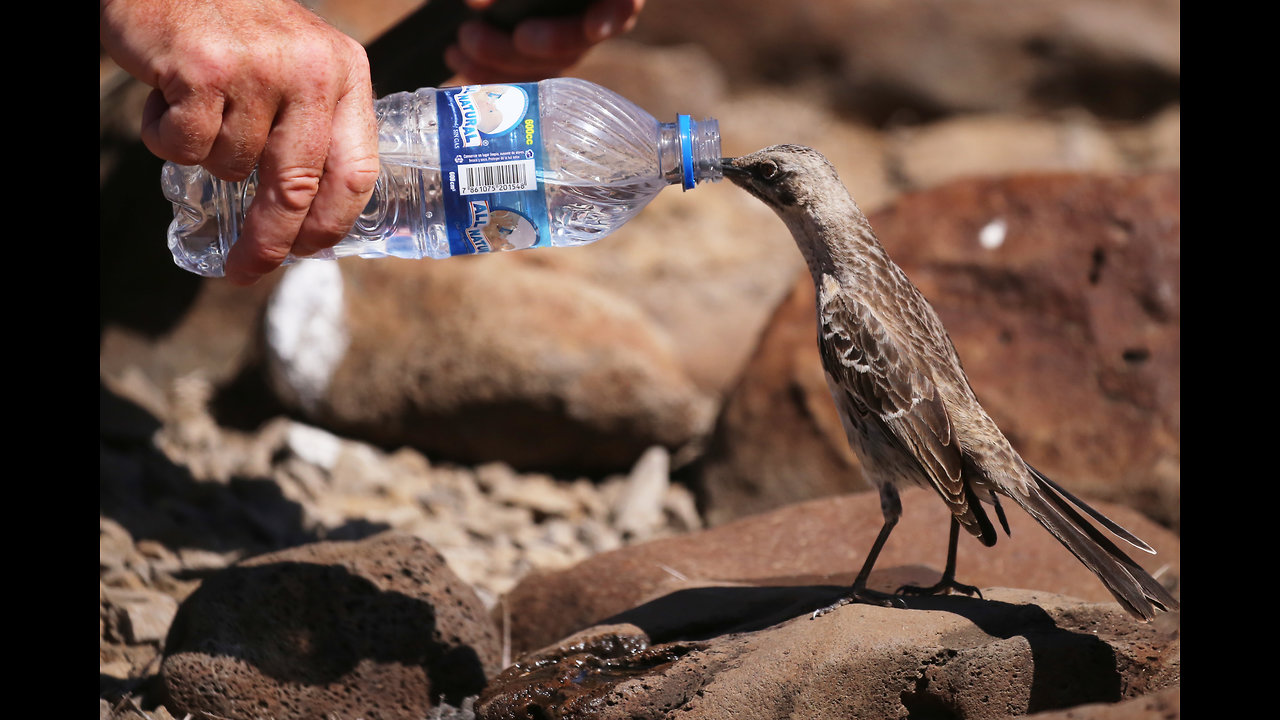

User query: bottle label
[436,84,550,255]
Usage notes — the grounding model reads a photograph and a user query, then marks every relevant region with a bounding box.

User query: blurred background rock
[100,0,1178,715]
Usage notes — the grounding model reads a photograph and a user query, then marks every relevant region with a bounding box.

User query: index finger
[291,68,380,258]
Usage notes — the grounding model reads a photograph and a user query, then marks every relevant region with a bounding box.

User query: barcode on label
[458,159,537,195]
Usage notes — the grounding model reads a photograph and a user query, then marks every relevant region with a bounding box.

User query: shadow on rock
[100,381,388,557]
[890,594,1128,714]
[616,581,1124,708]
[164,562,483,692]
[479,584,1168,720]
[605,582,857,641]
[161,534,501,719]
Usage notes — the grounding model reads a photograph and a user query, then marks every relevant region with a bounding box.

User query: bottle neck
[658,116,722,190]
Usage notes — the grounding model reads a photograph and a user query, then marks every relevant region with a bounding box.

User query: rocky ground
[101,1,1179,718]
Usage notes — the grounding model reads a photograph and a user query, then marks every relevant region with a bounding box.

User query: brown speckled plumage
[723,145,1178,621]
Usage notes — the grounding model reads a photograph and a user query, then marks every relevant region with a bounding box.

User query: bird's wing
[817,273,996,545]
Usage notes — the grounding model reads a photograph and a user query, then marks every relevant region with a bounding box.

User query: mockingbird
[722,145,1178,621]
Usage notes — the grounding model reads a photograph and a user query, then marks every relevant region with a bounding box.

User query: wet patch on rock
[475,590,1178,720]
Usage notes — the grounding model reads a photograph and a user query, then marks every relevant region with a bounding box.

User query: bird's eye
[758,160,781,181]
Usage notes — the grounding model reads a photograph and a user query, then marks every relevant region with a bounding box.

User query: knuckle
[341,36,370,69]
[342,162,381,196]
[174,43,240,90]
[308,218,353,245]
[249,240,292,268]
[240,242,290,275]
[273,169,324,213]
[145,123,212,166]
[229,235,292,281]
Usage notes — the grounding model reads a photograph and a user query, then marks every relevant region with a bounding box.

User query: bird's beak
[719,157,750,186]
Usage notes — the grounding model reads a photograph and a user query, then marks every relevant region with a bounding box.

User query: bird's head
[720,145,839,214]
[722,144,875,277]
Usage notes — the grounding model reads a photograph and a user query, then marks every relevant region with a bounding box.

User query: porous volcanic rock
[161,532,500,720]
[476,589,1178,720]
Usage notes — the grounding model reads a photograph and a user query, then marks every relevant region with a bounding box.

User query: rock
[694,273,871,526]
[497,488,1179,657]
[99,274,281,414]
[161,533,500,720]
[867,171,1181,526]
[1145,106,1181,170]
[632,0,1180,121]
[1025,686,1178,719]
[100,517,144,580]
[612,446,671,542]
[573,39,729,123]
[103,588,180,645]
[890,114,1126,190]
[695,171,1180,529]
[714,89,895,212]
[265,256,717,474]
[99,4,1184,718]
[102,697,183,720]
[476,589,1178,719]
[265,261,351,416]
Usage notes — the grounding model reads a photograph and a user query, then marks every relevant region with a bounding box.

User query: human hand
[446,0,645,82]
[100,0,380,285]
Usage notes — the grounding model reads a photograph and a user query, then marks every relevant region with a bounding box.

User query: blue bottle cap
[678,114,695,191]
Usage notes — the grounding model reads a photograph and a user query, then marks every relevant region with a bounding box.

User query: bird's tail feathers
[1010,466,1179,621]
[1025,463,1155,554]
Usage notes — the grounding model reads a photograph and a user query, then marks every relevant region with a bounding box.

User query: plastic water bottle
[163,78,723,277]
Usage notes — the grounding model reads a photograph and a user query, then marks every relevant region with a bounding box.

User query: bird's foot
[811,587,906,619]
[897,577,983,599]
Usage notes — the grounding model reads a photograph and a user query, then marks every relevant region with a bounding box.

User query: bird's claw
[897,579,983,599]
[812,587,907,619]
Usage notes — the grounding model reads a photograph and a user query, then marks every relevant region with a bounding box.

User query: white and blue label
[438,84,549,255]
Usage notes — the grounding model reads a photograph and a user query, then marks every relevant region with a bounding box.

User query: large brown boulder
[478,595,1178,720]
[498,487,1179,656]
[479,485,1181,719]
[264,256,717,473]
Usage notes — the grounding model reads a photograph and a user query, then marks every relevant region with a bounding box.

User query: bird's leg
[813,484,906,618]
[897,516,983,598]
